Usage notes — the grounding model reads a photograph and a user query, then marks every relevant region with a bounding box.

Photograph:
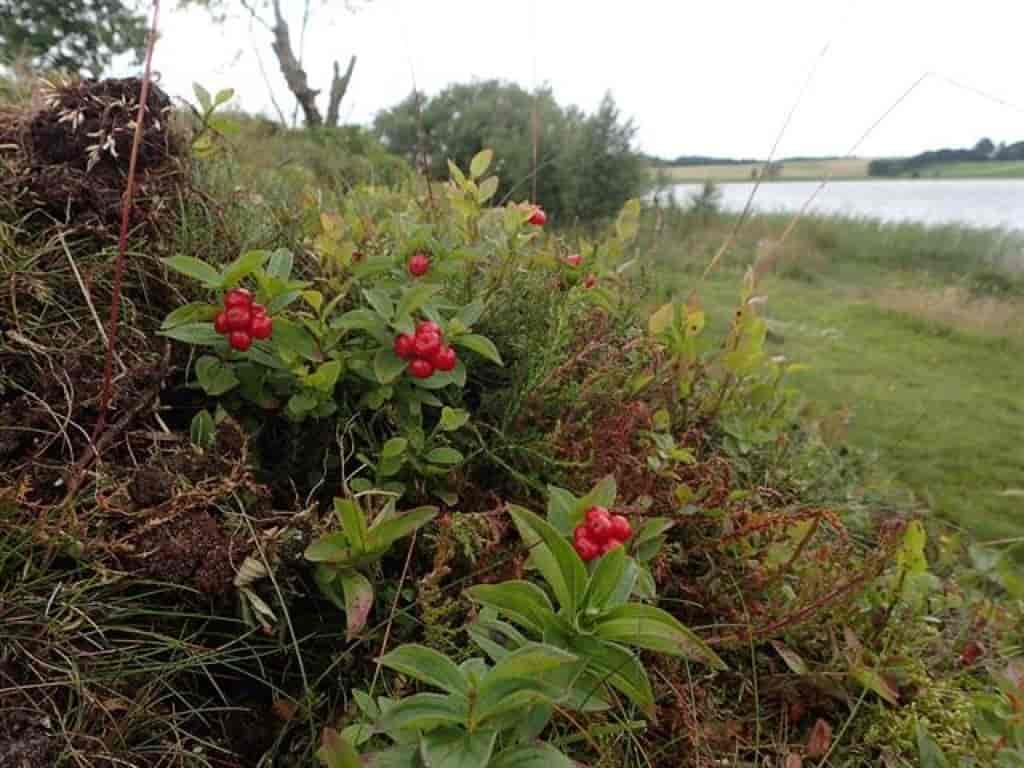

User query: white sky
[133,0,1024,159]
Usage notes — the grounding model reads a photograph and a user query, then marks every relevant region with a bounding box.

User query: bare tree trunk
[269,0,322,126]
[326,55,357,127]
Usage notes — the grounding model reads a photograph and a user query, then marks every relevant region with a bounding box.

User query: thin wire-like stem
[90,0,161,446]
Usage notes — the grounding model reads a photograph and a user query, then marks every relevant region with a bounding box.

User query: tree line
[868,137,1024,177]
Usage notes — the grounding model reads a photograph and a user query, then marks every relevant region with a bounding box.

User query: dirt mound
[0,76,186,235]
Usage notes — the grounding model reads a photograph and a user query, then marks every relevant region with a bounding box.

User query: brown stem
[91,0,161,446]
[326,55,357,127]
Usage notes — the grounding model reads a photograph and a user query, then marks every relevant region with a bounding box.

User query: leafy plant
[345,643,580,767]
[305,497,438,639]
[467,505,725,716]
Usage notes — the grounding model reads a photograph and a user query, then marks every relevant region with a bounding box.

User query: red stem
[90,0,161,445]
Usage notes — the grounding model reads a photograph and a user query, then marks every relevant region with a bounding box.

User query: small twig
[91,0,161,445]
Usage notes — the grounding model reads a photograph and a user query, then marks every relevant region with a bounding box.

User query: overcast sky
[139,0,1024,159]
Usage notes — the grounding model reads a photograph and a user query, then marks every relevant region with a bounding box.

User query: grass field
[643,211,1024,541]
[653,158,871,182]
[904,160,1024,179]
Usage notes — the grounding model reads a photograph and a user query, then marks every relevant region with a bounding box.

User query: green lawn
[907,160,1024,179]
[645,213,1024,541]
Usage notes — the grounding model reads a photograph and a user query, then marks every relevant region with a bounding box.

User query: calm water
[665,179,1024,231]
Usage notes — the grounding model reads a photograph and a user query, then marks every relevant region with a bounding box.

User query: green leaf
[545,486,577,535]
[851,666,900,705]
[396,283,441,320]
[375,349,408,385]
[447,160,466,186]
[195,355,239,396]
[470,149,494,179]
[483,643,577,686]
[452,334,503,365]
[648,302,675,336]
[616,198,641,243]
[439,408,470,432]
[426,447,464,466]
[317,728,361,768]
[360,746,419,768]
[222,249,270,288]
[364,289,394,321]
[193,82,211,111]
[272,318,320,361]
[477,176,499,204]
[455,300,484,328]
[382,438,408,459]
[421,727,497,768]
[305,532,353,563]
[189,409,215,449]
[213,87,235,107]
[916,722,950,768]
[159,322,224,346]
[368,506,438,550]
[162,302,218,330]
[579,475,617,512]
[508,505,587,617]
[335,498,369,552]
[594,604,726,670]
[571,635,654,716]
[307,360,342,393]
[267,249,294,280]
[465,581,556,636]
[377,645,469,696]
[161,255,222,288]
[490,744,573,768]
[583,545,627,612]
[377,693,466,733]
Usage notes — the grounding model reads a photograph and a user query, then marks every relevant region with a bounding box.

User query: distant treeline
[869,138,1024,177]
[647,154,845,167]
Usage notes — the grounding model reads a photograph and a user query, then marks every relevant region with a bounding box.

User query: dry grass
[870,285,1024,338]
[655,158,871,183]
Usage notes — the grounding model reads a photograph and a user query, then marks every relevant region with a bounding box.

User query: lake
[663,179,1024,231]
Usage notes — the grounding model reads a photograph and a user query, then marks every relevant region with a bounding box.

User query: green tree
[0,0,147,77]
[374,81,643,223]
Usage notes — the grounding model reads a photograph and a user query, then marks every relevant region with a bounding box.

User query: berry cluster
[214,288,272,351]
[394,320,458,379]
[572,506,632,562]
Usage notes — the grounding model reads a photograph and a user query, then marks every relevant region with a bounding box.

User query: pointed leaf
[490,744,573,768]
[478,176,499,204]
[317,728,361,768]
[452,334,503,365]
[594,603,726,669]
[335,498,369,552]
[483,643,577,686]
[583,545,627,612]
[396,284,441,320]
[507,506,587,616]
[375,349,408,385]
[421,727,496,768]
[377,693,466,733]
[470,149,494,179]
[368,506,437,550]
[222,249,270,288]
[377,644,469,696]
[466,582,556,637]
[572,636,654,716]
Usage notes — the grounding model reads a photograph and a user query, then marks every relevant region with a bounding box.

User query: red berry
[225,307,251,332]
[408,358,434,379]
[416,320,442,338]
[413,331,442,359]
[250,314,273,340]
[408,252,430,277]
[228,331,252,351]
[214,311,229,334]
[610,515,632,542]
[585,506,611,527]
[432,345,457,372]
[600,539,622,556]
[574,535,599,562]
[583,275,597,289]
[394,334,416,360]
[224,288,252,309]
[588,515,613,544]
[573,526,590,545]
[528,206,546,226]
[566,253,582,267]
[251,303,268,317]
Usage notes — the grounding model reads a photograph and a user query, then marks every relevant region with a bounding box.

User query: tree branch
[269,0,322,126]
[326,55,356,126]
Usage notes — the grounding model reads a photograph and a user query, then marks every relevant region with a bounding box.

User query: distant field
[905,160,1024,179]
[654,158,871,183]
[654,158,1024,183]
